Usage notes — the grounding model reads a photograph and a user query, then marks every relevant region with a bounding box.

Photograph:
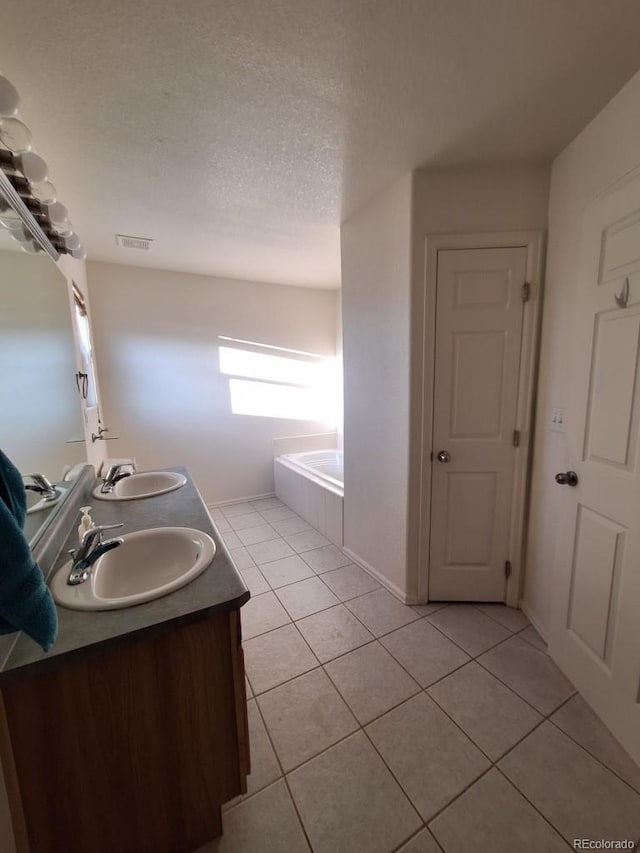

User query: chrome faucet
[100,463,135,494]
[67,523,124,585]
[24,473,59,502]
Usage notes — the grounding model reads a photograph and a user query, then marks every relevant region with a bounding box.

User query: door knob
[436,450,451,463]
[555,471,579,487]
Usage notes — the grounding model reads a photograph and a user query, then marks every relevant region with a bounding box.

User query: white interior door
[550,172,640,765]
[429,246,528,601]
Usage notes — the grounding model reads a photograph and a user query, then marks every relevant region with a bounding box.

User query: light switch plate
[550,406,565,434]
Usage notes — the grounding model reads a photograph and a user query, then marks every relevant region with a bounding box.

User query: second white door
[429,246,528,601]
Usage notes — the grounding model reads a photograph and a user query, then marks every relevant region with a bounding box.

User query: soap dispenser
[78,506,94,543]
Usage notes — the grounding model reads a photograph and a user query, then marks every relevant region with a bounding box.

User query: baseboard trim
[519,599,549,643]
[207,492,276,509]
[342,547,415,605]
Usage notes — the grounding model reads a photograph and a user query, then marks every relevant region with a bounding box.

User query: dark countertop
[0,468,249,684]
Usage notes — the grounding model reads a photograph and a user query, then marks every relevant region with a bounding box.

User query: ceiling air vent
[116,234,153,251]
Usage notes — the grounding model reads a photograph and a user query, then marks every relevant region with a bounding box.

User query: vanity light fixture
[0,72,86,259]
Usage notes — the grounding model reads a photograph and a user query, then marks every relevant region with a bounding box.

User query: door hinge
[505,560,512,579]
[522,282,531,302]
[512,429,520,447]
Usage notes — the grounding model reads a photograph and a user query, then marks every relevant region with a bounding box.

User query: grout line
[250,691,316,851]
[491,765,576,850]
[546,713,640,797]
[470,602,531,633]
[237,504,637,849]
[391,827,444,853]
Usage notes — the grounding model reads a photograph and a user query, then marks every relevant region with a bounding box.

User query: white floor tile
[427,604,511,656]
[302,545,352,572]
[345,588,419,636]
[241,591,290,640]
[236,524,280,546]
[551,694,640,793]
[366,692,489,821]
[296,604,373,663]
[202,780,309,852]
[229,511,265,530]
[381,618,470,687]
[229,546,256,570]
[287,732,421,853]
[474,603,530,633]
[499,722,640,844]
[259,505,298,523]
[428,661,542,760]
[478,635,574,715]
[519,624,548,652]
[325,642,420,724]
[430,769,568,853]
[251,497,285,512]
[258,555,315,589]
[284,529,332,553]
[270,515,313,536]
[275,576,339,620]
[396,829,442,853]
[239,566,270,596]
[246,538,296,565]
[257,668,358,771]
[411,603,449,617]
[243,624,319,694]
[320,564,380,601]
[220,530,242,550]
[221,502,257,518]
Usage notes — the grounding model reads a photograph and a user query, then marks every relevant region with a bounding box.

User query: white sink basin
[92,471,187,501]
[51,526,216,611]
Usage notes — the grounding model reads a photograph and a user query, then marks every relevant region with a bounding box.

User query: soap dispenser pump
[78,506,94,543]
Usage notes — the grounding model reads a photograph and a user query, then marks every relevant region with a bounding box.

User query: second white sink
[51,526,216,610]
[93,471,187,501]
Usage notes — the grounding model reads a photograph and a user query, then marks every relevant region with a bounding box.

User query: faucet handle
[23,472,55,495]
[81,522,124,547]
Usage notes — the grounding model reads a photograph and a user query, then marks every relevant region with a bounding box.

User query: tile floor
[202,498,640,853]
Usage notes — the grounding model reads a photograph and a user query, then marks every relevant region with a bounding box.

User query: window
[218,336,339,424]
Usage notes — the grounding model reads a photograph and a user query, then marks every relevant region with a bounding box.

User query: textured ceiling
[2,0,640,287]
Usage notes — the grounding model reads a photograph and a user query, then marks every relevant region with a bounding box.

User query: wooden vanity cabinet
[0,608,249,853]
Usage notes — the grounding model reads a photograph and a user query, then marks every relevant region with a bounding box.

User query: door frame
[413,231,545,606]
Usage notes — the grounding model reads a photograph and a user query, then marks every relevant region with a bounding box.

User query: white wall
[87,262,340,503]
[524,68,640,637]
[408,164,550,601]
[341,174,413,596]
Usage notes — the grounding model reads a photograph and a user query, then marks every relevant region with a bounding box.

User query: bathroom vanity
[0,469,250,853]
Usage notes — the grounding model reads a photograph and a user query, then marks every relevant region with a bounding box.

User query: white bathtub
[274,451,344,545]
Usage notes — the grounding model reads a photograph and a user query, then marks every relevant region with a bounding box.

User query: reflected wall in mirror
[0,229,86,539]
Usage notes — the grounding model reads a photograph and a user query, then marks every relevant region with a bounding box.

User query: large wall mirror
[0,186,87,545]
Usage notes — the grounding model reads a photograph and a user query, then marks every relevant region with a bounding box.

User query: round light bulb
[0,75,19,117]
[71,245,87,260]
[65,232,81,251]
[18,151,48,183]
[30,180,57,204]
[53,221,72,237]
[0,117,32,153]
[46,201,68,226]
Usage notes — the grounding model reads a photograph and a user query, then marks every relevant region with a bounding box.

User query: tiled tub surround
[210,498,640,853]
[274,452,343,546]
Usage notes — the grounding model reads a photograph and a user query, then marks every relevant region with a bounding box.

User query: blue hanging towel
[0,449,58,652]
